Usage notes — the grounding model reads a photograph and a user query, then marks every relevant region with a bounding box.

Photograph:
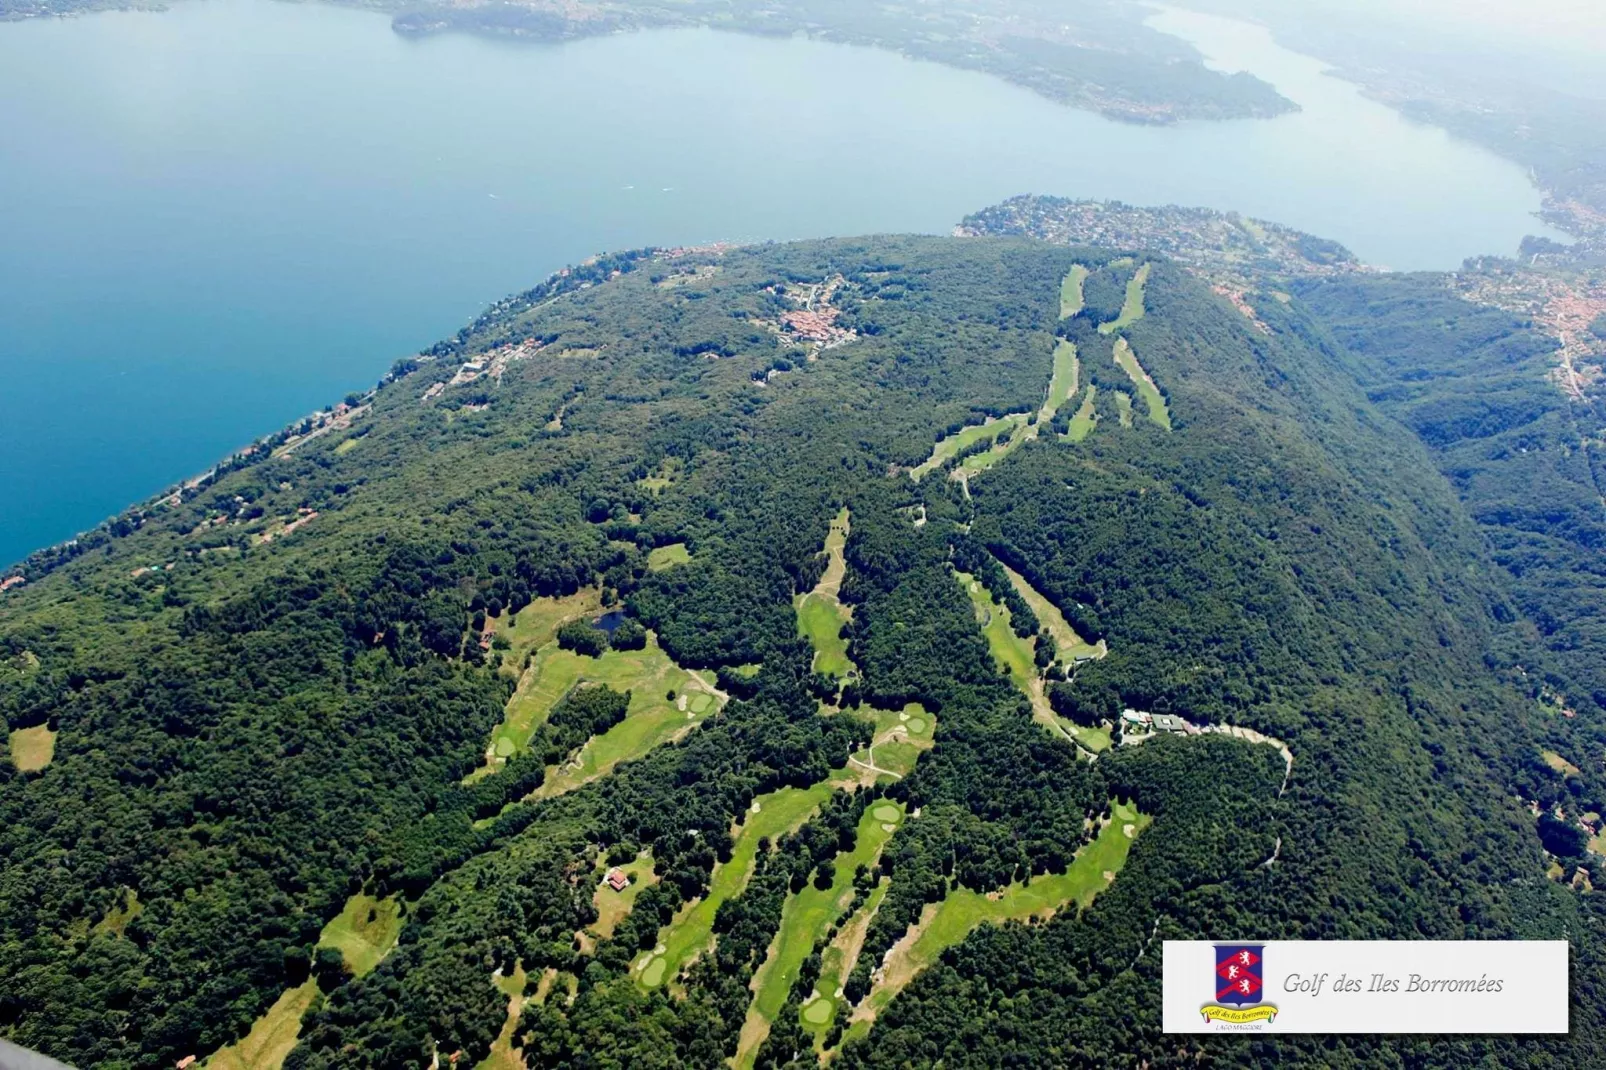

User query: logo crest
[1202,944,1277,1024]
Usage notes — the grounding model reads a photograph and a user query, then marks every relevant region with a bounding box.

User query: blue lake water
[0,0,1565,565]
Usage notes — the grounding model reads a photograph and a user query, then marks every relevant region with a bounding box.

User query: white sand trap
[751,801,762,814]
[1103,870,1115,881]
[1123,824,1135,838]
[677,695,688,711]
[899,711,910,722]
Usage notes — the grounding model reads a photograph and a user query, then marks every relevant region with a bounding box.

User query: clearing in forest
[1098,262,1151,335]
[635,707,929,992]
[206,891,403,1070]
[804,880,889,1046]
[318,894,405,978]
[1115,392,1135,428]
[999,562,1104,666]
[841,800,1149,1045]
[1040,340,1080,422]
[796,509,855,679]
[591,853,657,940]
[490,589,603,679]
[647,542,691,572]
[205,982,320,1070]
[8,724,56,772]
[731,801,907,1069]
[1113,338,1171,430]
[956,572,1102,756]
[843,703,935,785]
[633,777,844,990]
[909,415,1028,482]
[471,616,719,790]
[530,652,724,800]
[1064,386,1098,442]
[1059,265,1090,319]
[476,962,530,1070]
[1541,750,1582,777]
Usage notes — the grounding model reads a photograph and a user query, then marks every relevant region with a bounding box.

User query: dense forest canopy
[2,235,1604,1068]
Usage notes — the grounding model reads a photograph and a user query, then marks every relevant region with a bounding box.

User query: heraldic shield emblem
[1202,945,1278,1025]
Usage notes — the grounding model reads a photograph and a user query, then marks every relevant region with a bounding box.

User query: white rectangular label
[1162,941,1568,1033]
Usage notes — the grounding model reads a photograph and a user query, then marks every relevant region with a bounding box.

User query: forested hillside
[2,236,1603,1068]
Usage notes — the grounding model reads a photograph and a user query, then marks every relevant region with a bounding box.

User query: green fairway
[1113,337,1171,429]
[1040,340,1080,421]
[535,668,722,800]
[843,800,1149,1043]
[844,703,935,782]
[909,415,1025,481]
[647,542,691,571]
[319,894,404,978]
[205,981,319,1070]
[8,724,56,772]
[634,774,850,989]
[957,572,1038,699]
[797,593,853,678]
[1115,391,1134,428]
[1098,262,1151,335]
[956,572,1084,752]
[492,588,602,669]
[472,631,713,785]
[206,890,403,1070]
[999,562,1103,664]
[806,881,889,1044]
[477,963,529,1070]
[796,508,855,678]
[733,802,906,1068]
[1067,722,1114,753]
[1059,264,1089,319]
[1064,386,1098,442]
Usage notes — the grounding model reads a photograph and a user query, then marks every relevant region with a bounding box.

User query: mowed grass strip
[205,890,404,1070]
[318,894,404,978]
[1098,262,1151,335]
[732,802,907,1069]
[1113,337,1171,430]
[797,594,852,678]
[205,982,320,1070]
[1064,385,1098,442]
[842,800,1149,1045]
[806,880,889,1044]
[634,771,859,989]
[1059,264,1090,319]
[647,542,691,572]
[1041,340,1080,421]
[999,562,1103,665]
[8,724,56,772]
[533,663,722,800]
[909,416,1023,482]
[476,962,529,1070]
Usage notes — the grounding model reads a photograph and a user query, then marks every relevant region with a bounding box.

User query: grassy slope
[634,777,845,988]
[1059,265,1089,320]
[1113,337,1171,429]
[732,802,907,1068]
[1064,385,1098,442]
[8,724,55,772]
[1098,262,1151,335]
[796,506,854,678]
[205,983,320,1070]
[841,800,1150,1045]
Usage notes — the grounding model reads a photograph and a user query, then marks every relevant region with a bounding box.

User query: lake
[0,0,1564,565]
